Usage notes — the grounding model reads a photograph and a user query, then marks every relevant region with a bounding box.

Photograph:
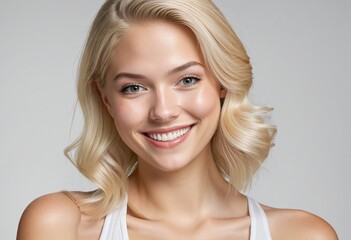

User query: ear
[219,87,227,99]
[219,86,227,108]
[96,81,113,116]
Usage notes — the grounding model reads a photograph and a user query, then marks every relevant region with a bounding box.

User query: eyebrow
[113,61,203,82]
[166,61,203,77]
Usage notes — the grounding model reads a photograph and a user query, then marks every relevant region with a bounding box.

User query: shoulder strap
[99,197,128,240]
[248,197,272,240]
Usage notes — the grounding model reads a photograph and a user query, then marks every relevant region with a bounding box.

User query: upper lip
[142,124,196,134]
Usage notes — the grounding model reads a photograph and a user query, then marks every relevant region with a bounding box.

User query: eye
[120,84,147,94]
[178,76,200,87]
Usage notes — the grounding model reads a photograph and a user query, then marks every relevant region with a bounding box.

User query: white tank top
[99,197,272,240]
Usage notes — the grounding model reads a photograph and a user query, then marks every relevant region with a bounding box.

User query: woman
[17,0,337,239]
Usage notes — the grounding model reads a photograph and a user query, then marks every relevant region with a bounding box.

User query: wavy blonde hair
[65,0,276,218]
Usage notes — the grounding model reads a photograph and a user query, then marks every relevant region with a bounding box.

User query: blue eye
[121,84,147,94]
[178,76,200,86]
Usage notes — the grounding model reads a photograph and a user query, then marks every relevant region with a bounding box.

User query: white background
[0,0,349,239]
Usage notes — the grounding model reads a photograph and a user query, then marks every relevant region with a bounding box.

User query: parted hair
[65,0,276,218]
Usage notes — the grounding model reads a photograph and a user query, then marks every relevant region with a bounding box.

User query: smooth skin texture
[17,21,338,240]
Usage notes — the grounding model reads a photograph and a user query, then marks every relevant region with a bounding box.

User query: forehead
[118,20,198,51]
[108,21,203,75]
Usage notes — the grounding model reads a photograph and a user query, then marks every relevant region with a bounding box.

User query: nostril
[149,90,180,123]
[149,105,179,122]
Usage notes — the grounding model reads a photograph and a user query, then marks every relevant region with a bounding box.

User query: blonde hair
[65,0,276,218]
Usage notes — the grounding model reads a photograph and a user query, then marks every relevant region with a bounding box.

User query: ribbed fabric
[99,196,271,240]
[248,197,272,240]
[99,197,128,240]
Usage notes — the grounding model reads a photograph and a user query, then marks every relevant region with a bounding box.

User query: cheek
[111,99,146,133]
[182,85,221,119]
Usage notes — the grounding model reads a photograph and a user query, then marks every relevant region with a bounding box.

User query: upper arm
[299,211,338,240]
[268,208,338,240]
[17,192,81,240]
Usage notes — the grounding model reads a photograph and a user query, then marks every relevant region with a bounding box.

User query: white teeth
[161,134,167,141]
[147,127,191,142]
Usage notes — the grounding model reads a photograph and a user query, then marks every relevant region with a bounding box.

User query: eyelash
[120,83,147,94]
[177,75,201,87]
[119,75,201,94]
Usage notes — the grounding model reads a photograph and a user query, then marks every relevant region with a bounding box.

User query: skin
[17,21,338,240]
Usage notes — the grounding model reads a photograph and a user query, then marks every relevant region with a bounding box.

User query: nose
[149,89,179,123]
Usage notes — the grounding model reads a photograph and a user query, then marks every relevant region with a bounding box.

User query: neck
[127,146,237,220]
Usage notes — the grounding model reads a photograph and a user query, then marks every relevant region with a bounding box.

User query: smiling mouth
[144,126,192,142]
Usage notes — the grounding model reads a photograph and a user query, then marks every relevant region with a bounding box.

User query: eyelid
[120,83,147,94]
[176,74,201,87]
[181,74,200,79]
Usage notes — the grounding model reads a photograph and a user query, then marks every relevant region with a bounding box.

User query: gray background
[0,0,349,239]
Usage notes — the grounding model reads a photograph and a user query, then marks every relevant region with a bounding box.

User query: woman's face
[100,21,225,172]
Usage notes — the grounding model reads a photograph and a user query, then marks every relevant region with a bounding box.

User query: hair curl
[65,0,276,218]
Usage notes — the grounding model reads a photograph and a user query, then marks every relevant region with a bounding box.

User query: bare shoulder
[262,205,338,240]
[17,192,82,240]
[17,191,104,240]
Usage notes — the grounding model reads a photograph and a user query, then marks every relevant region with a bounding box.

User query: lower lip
[144,127,192,149]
